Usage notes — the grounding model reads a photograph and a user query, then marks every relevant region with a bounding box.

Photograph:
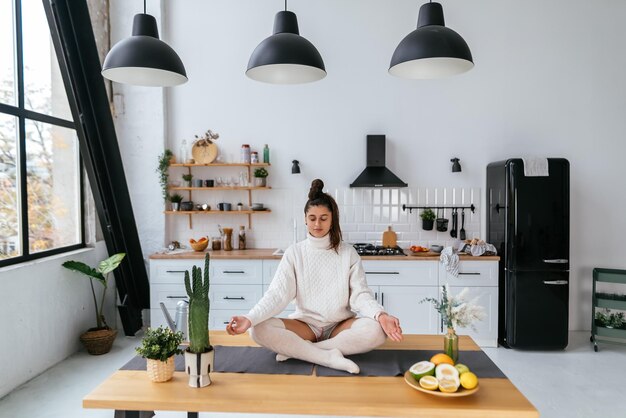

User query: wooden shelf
[170,186,271,191]
[165,210,271,215]
[170,163,271,167]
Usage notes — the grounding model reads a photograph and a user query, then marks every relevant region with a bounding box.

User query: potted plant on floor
[136,326,184,382]
[420,208,436,231]
[170,193,183,211]
[184,253,213,387]
[62,253,126,355]
[253,167,268,187]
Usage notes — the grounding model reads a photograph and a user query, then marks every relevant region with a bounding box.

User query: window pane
[25,119,80,253]
[0,0,16,106]
[22,0,72,120]
[0,114,21,259]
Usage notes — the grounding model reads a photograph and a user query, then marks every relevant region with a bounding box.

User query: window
[0,0,83,266]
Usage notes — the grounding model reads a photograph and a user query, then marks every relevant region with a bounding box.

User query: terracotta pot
[79,328,117,355]
[146,356,175,382]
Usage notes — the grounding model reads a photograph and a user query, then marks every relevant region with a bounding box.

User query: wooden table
[84,332,538,418]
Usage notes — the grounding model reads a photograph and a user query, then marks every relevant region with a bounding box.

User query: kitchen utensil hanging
[436,208,449,232]
[459,208,466,240]
[450,208,458,238]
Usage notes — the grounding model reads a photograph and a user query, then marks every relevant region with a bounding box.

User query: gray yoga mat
[122,346,505,378]
[316,349,507,377]
[121,345,314,375]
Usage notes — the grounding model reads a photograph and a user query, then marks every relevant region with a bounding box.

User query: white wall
[0,243,109,398]
[111,0,626,331]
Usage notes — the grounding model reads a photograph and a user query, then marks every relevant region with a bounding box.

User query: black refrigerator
[487,159,569,349]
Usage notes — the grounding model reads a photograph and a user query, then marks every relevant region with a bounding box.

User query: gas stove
[352,243,406,256]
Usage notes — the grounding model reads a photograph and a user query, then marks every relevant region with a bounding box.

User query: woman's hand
[377,313,403,341]
[226,316,252,335]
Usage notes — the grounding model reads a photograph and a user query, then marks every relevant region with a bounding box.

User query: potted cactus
[183,253,213,387]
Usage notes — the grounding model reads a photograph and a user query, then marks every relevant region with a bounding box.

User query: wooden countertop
[150,249,499,261]
[84,332,536,418]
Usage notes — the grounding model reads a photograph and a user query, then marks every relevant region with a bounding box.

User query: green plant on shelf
[182,173,193,182]
[254,167,268,178]
[170,193,183,204]
[595,308,626,329]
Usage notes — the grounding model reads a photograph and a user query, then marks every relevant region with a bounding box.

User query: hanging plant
[157,149,174,202]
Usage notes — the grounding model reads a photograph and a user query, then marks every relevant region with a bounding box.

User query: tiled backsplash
[168,187,481,251]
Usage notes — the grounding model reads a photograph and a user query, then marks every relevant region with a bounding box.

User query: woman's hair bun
[308,179,325,200]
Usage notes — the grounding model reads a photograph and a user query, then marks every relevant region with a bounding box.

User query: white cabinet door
[439,260,498,287]
[376,285,439,334]
[262,260,281,285]
[448,286,498,347]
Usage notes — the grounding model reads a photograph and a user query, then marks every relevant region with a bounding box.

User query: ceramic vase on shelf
[444,328,459,363]
[254,177,266,187]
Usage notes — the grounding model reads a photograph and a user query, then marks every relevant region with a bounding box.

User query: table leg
[114,411,155,418]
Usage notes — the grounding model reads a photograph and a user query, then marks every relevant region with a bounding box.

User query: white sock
[250,318,360,374]
[276,318,386,362]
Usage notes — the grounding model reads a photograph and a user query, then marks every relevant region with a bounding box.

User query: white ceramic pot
[254,177,266,187]
[184,347,214,387]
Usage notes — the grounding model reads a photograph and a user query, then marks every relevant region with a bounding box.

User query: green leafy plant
[156,149,174,202]
[254,167,268,178]
[62,253,126,329]
[596,309,625,329]
[170,193,183,204]
[182,173,193,182]
[420,208,436,221]
[185,253,211,353]
[136,326,184,362]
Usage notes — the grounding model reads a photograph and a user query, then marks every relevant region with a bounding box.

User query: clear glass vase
[444,328,459,363]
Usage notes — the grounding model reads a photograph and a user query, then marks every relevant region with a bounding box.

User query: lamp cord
[285,0,287,11]
[144,0,146,14]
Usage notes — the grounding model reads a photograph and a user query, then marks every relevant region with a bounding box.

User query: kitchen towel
[522,157,549,176]
[121,347,506,378]
[440,246,459,277]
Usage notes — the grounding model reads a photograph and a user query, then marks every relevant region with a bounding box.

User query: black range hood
[350,135,408,188]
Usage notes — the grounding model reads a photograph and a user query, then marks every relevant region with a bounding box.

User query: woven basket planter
[147,357,176,382]
[79,328,117,355]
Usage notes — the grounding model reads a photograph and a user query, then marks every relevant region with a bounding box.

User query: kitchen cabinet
[150,259,263,330]
[167,162,272,228]
[364,260,439,334]
[439,260,499,347]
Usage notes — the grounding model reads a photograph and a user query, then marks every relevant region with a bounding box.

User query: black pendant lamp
[102,0,187,87]
[246,1,326,84]
[389,2,473,79]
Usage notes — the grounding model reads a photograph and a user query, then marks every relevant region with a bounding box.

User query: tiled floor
[0,331,624,418]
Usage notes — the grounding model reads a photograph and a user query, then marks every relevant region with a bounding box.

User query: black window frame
[0,0,85,268]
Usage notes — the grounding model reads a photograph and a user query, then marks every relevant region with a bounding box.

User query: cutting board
[382,226,397,247]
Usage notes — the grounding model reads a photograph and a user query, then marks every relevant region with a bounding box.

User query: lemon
[419,375,439,391]
[459,372,479,390]
[455,363,470,375]
[438,378,459,393]
[429,353,454,366]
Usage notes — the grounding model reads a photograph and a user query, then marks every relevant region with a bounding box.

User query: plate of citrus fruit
[404,353,479,397]
[409,245,434,256]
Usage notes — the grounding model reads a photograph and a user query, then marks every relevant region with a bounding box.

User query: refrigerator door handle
[543,259,569,264]
[543,280,568,285]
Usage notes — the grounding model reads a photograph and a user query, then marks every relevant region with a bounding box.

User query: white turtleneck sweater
[245,234,385,328]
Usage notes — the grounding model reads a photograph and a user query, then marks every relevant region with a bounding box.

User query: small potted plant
[253,167,268,187]
[170,193,183,211]
[62,253,126,355]
[182,173,193,187]
[420,208,436,231]
[156,149,174,203]
[136,326,184,382]
[184,253,213,387]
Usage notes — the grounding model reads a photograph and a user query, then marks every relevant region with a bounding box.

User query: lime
[409,361,435,381]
